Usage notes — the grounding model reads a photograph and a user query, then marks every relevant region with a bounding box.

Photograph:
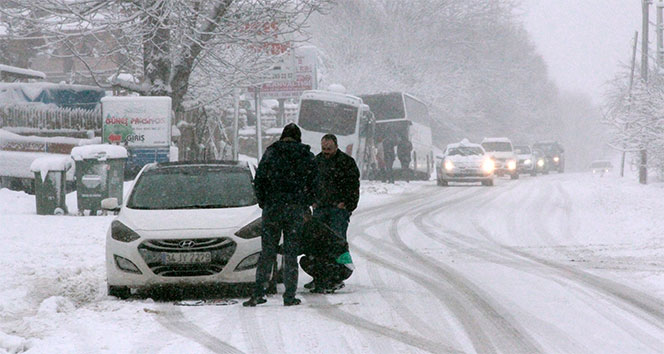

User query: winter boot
[283,297,302,306]
[242,296,267,307]
[303,280,317,290]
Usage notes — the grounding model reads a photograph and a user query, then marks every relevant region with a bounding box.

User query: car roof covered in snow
[70,144,128,161]
[446,138,482,149]
[146,160,251,171]
[481,137,512,143]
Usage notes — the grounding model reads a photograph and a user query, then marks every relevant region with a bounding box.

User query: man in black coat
[397,134,413,182]
[243,123,317,307]
[310,134,360,291]
[382,132,396,184]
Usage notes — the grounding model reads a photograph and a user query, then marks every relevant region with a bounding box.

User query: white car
[103,161,263,298]
[514,145,537,176]
[436,139,495,186]
[481,137,518,179]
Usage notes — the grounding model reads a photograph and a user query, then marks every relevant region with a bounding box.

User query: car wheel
[440,180,448,186]
[436,178,442,186]
[543,170,549,175]
[108,285,131,299]
[530,171,537,177]
[482,179,494,186]
[510,173,519,180]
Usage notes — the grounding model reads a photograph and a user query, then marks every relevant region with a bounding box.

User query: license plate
[161,252,212,264]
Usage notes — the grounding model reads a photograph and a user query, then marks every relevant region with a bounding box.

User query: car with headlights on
[514,145,537,176]
[102,161,264,299]
[590,160,613,176]
[436,139,495,186]
[481,137,518,179]
[533,141,565,173]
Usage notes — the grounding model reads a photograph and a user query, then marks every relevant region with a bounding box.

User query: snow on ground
[0,174,663,353]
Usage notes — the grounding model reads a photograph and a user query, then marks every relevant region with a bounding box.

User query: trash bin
[71,144,128,216]
[30,156,73,215]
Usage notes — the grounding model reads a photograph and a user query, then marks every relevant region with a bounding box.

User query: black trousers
[253,204,305,300]
[300,255,353,286]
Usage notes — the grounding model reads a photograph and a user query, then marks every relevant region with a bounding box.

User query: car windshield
[447,146,483,156]
[127,166,257,209]
[298,99,358,135]
[591,161,611,168]
[514,146,531,154]
[533,143,561,155]
[482,142,512,152]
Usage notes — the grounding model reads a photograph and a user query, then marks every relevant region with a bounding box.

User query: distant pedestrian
[374,137,386,181]
[243,123,317,307]
[382,132,396,183]
[397,134,413,182]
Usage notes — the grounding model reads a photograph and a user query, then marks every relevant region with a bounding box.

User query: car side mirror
[101,198,120,212]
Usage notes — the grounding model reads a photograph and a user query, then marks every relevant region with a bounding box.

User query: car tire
[510,173,519,180]
[440,180,448,186]
[108,285,131,299]
[482,179,493,186]
[530,171,537,177]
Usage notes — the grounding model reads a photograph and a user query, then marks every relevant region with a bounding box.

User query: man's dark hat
[280,123,302,142]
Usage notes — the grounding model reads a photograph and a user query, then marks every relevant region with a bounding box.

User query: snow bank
[0,330,29,353]
[70,144,127,161]
[30,156,73,181]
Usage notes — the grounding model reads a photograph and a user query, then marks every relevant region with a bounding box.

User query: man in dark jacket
[299,217,354,293]
[310,134,360,291]
[243,123,317,307]
[397,134,413,182]
[382,132,396,184]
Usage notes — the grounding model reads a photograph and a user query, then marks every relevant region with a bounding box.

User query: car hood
[119,205,262,231]
[446,155,485,165]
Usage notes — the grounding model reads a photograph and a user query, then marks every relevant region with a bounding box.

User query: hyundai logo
[179,240,196,248]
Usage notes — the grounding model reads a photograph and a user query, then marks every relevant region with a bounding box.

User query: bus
[297,90,375,177]
[358,92,434,180]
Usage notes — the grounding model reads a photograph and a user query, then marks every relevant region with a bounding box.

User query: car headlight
[111,221,141,243]
[482,159,495,173]
[553,156,560,163]
[507,160,517,171]
[444,160,454,171]
[524,159,532,165]
[235,217,262,239]
[537,159,545,167]
[235,252,261,271]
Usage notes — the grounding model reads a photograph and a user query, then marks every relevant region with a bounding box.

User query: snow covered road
[1,173,663,353]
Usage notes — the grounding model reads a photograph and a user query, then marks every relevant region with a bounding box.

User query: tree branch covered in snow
[2,0,331,111]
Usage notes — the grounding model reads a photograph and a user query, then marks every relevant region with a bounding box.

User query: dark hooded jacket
[253,140,317,208]
[314,150,360,212]
[299,217,350,261]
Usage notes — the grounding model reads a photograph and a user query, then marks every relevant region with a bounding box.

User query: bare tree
[2,0,330,112]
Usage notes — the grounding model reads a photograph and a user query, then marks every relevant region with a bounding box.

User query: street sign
[249,46,318,99]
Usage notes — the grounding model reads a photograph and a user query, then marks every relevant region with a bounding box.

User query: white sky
[519,0,642,104]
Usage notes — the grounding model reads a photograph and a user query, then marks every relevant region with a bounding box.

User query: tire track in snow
[154,304,245,354]
[380,183,542,354]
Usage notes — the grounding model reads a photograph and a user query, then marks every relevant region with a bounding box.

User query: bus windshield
[298,99,358,136]
[359,93,405,121]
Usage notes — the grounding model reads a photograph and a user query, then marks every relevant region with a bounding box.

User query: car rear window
[482,142,512,152]
[127,166,257,209]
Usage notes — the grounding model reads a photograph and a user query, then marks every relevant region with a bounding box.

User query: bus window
[359,93,405,121]
[298,100,358,136]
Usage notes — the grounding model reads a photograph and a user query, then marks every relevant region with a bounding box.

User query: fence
[0,105,101,134]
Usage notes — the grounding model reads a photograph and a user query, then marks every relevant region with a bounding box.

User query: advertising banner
[249,46,319,99]
[101,96,171,147]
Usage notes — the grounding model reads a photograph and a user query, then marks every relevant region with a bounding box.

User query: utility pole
[639,0,651,184]
[658,1,664,68]
[621,31,639,177]
[232,88,240,160]
[254,86,263,161]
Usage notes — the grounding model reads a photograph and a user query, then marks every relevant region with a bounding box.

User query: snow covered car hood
[119,205,262,231]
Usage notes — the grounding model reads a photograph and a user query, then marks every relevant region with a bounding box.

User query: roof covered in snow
[30,156,74,182]
[70,144,127,161]
[0,64,46,80]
